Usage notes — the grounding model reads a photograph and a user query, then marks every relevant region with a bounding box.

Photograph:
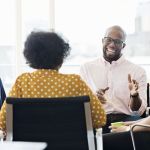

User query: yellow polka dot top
[0,69,106,131]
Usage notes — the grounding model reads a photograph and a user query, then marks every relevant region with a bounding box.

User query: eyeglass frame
[103,37,125,47]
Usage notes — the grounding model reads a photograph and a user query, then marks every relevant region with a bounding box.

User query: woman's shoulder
[16,72,31,81]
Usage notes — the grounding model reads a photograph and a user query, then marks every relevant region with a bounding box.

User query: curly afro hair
[23,31,70,69]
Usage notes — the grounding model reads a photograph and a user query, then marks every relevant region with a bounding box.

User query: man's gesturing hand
[128,74,139,97]
[96,87,109,104]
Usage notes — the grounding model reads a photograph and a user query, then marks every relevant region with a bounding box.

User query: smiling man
[80,25,147,133]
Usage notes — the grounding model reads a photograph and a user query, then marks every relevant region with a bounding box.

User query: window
[0,0,51,93]
[0,0,150,94]
[55,0,150,81]
[0,0,16,93]
[21,0,51,72]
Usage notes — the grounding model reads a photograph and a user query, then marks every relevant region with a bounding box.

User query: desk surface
[0,141,47,150]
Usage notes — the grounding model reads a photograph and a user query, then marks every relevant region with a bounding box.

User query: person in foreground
[103,117,150,150]
[0,31,106,139]
[80,25,147,133]
[110,116,150,132]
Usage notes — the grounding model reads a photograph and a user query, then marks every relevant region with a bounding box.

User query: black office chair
[130,124,150,150]
[103,127,150,150]
[146,83,150,116]
[6,96,96,150]
[141,83,150,117]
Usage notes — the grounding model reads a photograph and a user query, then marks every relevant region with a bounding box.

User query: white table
[0,141,47,150]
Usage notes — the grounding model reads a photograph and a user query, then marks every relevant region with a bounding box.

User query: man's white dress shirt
[80,56,147,116]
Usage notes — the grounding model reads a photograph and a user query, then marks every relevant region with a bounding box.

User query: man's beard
[103,48,121,62]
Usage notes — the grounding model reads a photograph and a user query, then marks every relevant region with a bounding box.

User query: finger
[103,87,109,93]
[97,96,107,104]
[101,100,107,104]
[96,94,106,103]
[97,89,103,94]
[134,81,138,90]
[98,88,108,95]
[135,80,139,87]
[97,90,104,96]
[132,79,136,84]
[97,94,103,99]
[96,90,102,95]
[109,126,118,129]
[133,80,139,90]
[128,74,132,83]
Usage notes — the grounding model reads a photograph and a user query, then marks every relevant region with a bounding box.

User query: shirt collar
[33,69,59,76]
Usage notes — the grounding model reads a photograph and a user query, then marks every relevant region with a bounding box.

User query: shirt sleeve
[78,76,106,129]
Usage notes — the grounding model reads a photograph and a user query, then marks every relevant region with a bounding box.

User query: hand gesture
[96,87,109,104]
[128,74,139,96]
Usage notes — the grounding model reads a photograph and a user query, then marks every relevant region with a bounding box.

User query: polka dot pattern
[0,69,106,131]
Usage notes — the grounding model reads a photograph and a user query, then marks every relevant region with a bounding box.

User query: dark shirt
[0,78,6,109]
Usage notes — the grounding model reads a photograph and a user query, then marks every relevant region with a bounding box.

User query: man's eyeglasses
[103,37,125,47]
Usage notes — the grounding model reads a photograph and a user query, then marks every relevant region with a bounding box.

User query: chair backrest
[130,124,150,150]
[141,83,150,117]
[6,96,96,150]
[147,83,149,107]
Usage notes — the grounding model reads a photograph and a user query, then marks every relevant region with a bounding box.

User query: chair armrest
[146,107,150,116]
[96,128,103,150]
[130,124,150,150]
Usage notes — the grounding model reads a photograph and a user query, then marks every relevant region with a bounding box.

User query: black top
[0,78,6,108]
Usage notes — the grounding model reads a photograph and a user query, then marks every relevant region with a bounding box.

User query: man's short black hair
[23,31,70,69]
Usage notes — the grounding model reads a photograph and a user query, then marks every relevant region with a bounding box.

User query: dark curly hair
[23,31,70,69]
